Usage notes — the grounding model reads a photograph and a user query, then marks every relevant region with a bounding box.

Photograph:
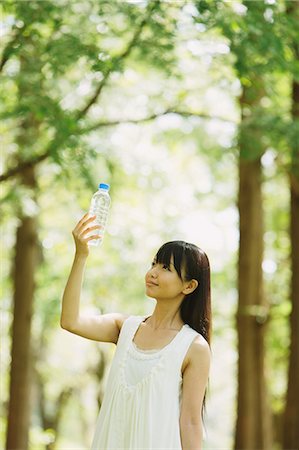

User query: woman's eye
[150,261,170,271]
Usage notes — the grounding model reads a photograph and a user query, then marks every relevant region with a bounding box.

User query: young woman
[61,213,212,450]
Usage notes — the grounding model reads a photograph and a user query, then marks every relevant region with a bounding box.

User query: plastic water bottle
[88,183,111,247]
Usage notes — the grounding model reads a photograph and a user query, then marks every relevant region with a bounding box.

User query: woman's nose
[150,267,158,278]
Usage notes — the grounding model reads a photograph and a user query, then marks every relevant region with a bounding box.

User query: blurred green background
[1,1,298,449]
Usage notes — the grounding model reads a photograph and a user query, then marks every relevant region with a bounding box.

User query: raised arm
[60,212,100,328]
[60,214,129,343]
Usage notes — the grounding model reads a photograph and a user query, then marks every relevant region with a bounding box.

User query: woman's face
[145,255,187,300]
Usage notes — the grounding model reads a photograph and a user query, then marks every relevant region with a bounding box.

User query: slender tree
[235,80,272,449]
[194,0,290,446]
[5,167,38,450]
[283,1,299,447]
[5,43,41,448]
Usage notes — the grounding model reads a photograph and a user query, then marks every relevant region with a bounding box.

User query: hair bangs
[155,241,186,279]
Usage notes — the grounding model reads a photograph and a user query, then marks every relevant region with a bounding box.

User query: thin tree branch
[76,0,159,120]
[0,152,49,183]
[80,110,173,133]
[169,109,237,124]
[0,108,236,183]
[0,25,27,73]
[81,109,237,133]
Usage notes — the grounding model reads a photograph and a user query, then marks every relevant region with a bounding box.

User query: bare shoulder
[115,313,131,332]
[185,334,211,369]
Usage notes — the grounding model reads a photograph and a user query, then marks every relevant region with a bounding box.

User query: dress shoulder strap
[171,325,200,369]
[116,315,144,351]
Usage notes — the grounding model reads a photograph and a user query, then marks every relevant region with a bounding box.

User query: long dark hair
[154,240,212,416]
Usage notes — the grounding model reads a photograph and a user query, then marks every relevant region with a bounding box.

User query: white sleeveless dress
[90,314,199,450]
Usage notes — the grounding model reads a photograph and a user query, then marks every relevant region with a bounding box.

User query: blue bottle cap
[98,183,110,190]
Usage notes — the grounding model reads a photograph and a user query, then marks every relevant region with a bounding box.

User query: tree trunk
[234,87,273,449]
[283,55,299,450]
[5,167,38,450]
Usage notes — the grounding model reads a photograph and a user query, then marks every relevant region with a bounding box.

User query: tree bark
[5,166,38,450]
[234,86,273,449]
[283,54,299,450]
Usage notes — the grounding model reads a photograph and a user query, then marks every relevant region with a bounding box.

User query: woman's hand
[72,213,102,257]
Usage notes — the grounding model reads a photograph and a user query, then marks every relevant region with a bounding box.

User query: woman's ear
[182,279,198,295]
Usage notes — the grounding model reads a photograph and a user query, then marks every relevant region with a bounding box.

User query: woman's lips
[146,281,158,286]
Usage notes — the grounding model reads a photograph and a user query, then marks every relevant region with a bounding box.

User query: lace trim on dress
[131,341,161,354]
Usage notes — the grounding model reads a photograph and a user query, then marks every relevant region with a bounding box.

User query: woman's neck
[145,308,184,330]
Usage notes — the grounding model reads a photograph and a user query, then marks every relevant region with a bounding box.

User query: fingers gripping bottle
[88,183,111,247]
